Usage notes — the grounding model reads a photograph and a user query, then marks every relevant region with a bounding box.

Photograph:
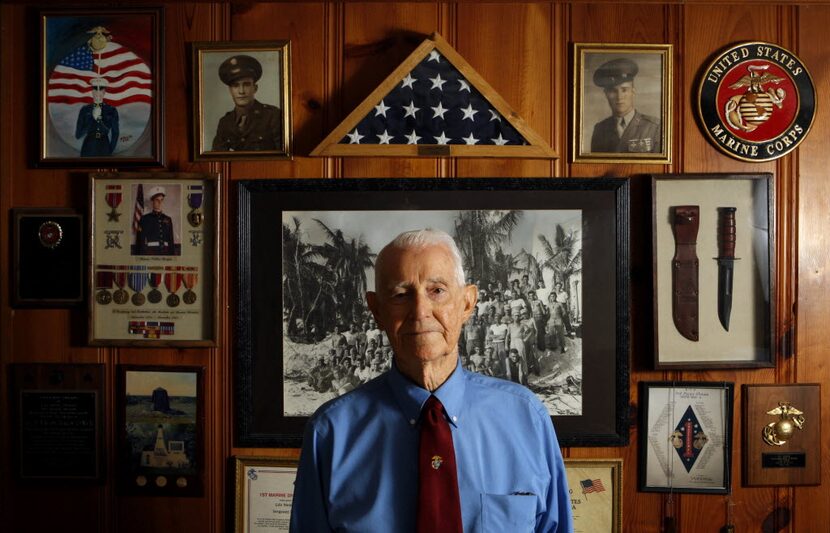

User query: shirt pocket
[480,493,536,533]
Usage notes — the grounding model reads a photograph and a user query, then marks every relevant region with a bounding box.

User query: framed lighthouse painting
[38,8,164,167]
[117,366,204,496]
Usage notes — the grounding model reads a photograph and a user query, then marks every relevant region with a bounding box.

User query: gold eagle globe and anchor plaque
[698,42,816,162]
[742,384,821,486]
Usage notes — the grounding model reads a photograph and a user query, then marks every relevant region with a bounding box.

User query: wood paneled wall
[1,3,827,532]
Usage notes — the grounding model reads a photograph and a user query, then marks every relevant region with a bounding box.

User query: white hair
[375,228,466,288]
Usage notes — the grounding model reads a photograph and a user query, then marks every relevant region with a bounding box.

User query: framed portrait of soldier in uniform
[38,7,164,167]
[88,172,220,347]
[192,41,292,160]
[572,43,672,164]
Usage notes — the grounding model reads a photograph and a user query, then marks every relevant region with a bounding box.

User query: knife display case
[650,174,775,369]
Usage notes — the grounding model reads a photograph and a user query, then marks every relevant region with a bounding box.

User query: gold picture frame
[234,456,298,533]
[88,171,220,346]
[192,40,292,160]
[572,43,672,164]
[565,458,623,533]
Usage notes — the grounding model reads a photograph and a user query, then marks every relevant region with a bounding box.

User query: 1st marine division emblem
[698,42,815,162]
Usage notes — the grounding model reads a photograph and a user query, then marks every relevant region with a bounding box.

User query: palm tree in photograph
[453,210,523,284]
[282,218,337,341]
[538,224,582,305]
[312,219,376,326]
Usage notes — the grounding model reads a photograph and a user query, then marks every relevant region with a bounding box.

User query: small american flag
[340,50,526,146]
[133,184,144,234]
[580,478,606,494]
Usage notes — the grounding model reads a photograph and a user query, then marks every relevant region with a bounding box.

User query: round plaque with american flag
[697,41,815,162]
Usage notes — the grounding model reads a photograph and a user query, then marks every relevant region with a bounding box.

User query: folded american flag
[340,50,527,146]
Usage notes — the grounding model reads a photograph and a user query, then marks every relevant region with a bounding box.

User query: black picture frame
[38,7,164,167]
[639,381,734,495]
[236,178,630,448]
[651,173,775,369]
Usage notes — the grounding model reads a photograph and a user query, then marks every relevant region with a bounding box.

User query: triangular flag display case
[312,33,556,158]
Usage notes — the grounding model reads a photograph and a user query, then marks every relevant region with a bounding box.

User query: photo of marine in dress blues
[43,13,156,159]
[131,184,181,256]
[281,210,583,418]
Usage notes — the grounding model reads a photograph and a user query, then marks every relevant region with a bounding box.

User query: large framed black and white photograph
[572,43,672,164]
[236,178,630,447]
[639,381,734,494]
[651,173,775,368]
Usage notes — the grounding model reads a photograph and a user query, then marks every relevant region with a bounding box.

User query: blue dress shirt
[290,360,574,532]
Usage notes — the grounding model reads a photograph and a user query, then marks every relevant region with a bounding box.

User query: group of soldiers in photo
[460,274,574,386]
[303,272,576,397]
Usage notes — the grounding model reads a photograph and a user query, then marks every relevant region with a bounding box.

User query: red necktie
[417,395,463,533]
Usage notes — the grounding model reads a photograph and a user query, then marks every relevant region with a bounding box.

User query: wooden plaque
[743,384,821,486]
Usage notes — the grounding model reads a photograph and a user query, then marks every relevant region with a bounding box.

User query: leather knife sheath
[671,205,700,341]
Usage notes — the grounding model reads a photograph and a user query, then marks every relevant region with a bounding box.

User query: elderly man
[291,229,572,532]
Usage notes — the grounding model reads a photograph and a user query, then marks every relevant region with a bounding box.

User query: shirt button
[409,419,416,425]
[452,416,458,422]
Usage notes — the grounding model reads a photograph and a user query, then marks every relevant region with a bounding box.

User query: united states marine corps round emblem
[698,42,815,162]
[431,455,443,470]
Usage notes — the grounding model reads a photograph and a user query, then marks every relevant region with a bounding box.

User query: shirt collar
[386,358,467,428]
[619,109,636,126]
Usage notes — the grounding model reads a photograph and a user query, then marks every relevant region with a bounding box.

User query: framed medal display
[651,173,775,369]
[12,208,84,307]
[89,172,219,346]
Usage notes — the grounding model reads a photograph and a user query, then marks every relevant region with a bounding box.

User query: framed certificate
[89,172,219,346]
[639,381,734,494]
[234,456,298,533]
[565,459,622,533]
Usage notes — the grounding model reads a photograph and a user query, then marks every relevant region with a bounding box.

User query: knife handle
[718,207,737,259]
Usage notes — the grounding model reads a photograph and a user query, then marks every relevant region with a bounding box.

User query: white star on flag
[489,109,502,122]
[403,101,420,118]
[374,100,390,117]
[429,74,447,91]
[492,134,509,146]
[431,102,448,119]
[428,50,441,63]
[405,130,421,144]
[461,104,478,121]
[458,79,470,92]
[347,129,364,144]
[401,73,416,90]
[462,133,479,145]
[377,130,394,144]
[434,131,451,144]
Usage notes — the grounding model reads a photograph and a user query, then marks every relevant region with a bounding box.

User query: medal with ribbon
[182,270,199,305]
[105,185,122,222]
[164,270,182,307]
[128,266,149,306]
[113,267,129,305]
[187,185,204,227]
[95,270,113,305]
[147,272,163,304]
